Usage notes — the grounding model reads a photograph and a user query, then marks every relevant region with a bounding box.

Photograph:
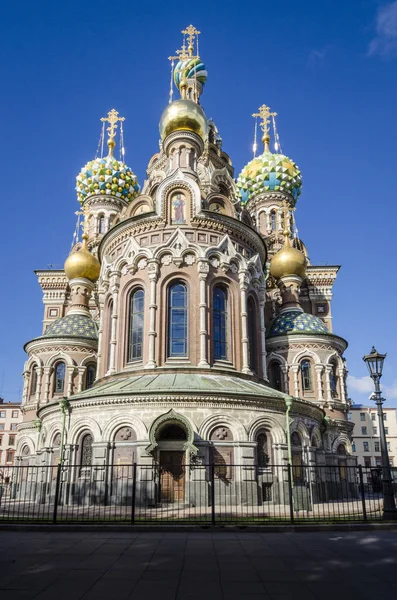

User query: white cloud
[368,1,397,57]
[348,375,397,399]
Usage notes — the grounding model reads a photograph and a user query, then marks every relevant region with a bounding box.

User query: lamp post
[363,347,397,520]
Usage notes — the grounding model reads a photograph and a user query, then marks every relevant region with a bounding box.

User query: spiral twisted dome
[174,57,207,89]
[236,151,302,205]
[76,156,140,203]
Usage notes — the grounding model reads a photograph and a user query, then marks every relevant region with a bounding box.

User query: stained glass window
[168,283,188,357]
[54,362,65,394]
[213,287,227,360]
[128,289,144,361]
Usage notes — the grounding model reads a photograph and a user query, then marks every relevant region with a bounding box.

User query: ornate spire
[100,109,125,157]
[252,104,277,152]
[182,24,201,56]
[168,25,207,103]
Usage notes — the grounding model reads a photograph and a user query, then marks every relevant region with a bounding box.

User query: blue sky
[1,0,396,406]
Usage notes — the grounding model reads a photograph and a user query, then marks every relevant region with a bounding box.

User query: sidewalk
[0,530,397,599]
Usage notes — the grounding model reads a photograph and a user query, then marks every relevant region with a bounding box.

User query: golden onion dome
[270,235,307,280]
[159,99,208,141]
[64,235,100,283]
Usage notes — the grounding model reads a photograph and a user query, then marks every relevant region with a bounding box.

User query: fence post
[52,463,61,524]
[287,463,294,524]
[131,463,137,525]
[210,463,216,526]
[358,464,367,522]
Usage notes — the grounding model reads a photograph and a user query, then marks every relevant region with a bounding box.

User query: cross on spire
[100,109,125,156]
[252,104,277,151]
[182,24,201,56]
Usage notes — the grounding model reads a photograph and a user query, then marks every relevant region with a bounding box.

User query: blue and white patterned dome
[76,156,140,204]
[267,310,328,338]
[43,314,98,340]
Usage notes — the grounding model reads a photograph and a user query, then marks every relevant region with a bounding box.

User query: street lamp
[363,347,397,520]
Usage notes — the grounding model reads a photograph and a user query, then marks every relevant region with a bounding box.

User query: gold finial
[100,109,125,157]
[182,24,200,56]
[252,104,277,152]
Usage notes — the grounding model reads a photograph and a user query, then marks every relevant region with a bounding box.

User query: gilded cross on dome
[253,104,277,151]
[100,109,125,156]
[182,24,201,56]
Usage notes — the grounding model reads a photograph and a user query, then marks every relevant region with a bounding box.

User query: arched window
[301,360,313,392]
[79,433,93,474]
[106,300,113,373]
[85,363,96,390]
[128,289,145,362]
[168,282,188,357]
[269,361,283,391]
[257,431,270,467]
[54,362,65,394]
[213,286,228,360]
[330,362,338,398]
[30,367,38,396]
[98,215,106,234]
[270,210,277,231]
[247,297,258,373]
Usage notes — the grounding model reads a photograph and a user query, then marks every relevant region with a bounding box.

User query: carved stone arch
[130,250,153,274]
[310,425,323,449]
[25,355,44,372]
[199,413,247,442]
[332,434,352,454]
[125,194,155,218]
[248,416,285,445]
[211,167,237,195]
[154,227,204,262]
[266,351,287,369]
[68,417,102,444]
[16,435,36,456]
[79,353,97,367]
[146,409,198,456]
[292,348,322,366]
[157,170,201,222]
[102,414,147,442]
[324,350,343,368]
[289,420,310,446]
[46,422,63,447]
[45,351,76,368]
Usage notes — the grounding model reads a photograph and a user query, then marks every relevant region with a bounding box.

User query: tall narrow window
[128,289,145,362]
[213,287,228,360]
[330,363,338,397]
[54,362,65,394]
[30,367,38,396]
[257,432,270,467]
[301,360,312,392]
[106,300,113,373]
[269,362,283,391]
[85,364,96,390]
[98,215,106,234]
[270,210,277,231]
[168,282,188,357]
[247,297,257,373]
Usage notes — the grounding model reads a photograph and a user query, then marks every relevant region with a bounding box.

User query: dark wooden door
[160,451,185,502]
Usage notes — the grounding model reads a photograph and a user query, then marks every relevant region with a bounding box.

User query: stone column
[43,366,51,403]
[259,283,267,380]
[66,365,74,397]
[324,365,332,402]
[239,271,251,374]
[281,365,289,394]
[291,365,300,397]
[146,260,159,369]
[107,271,120,375]
[339,366,347,403]
[96,284,108,377]
[315,365,324,402]
[198,260,210,368]
[36,367,43,404]
[77,367,85,393]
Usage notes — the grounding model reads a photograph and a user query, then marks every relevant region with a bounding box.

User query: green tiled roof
[43,314,98,340]
[267,309,329,338]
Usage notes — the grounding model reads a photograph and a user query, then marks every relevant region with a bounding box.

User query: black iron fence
[0,463,396,525]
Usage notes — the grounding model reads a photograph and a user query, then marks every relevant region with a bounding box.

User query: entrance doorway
[160,451,185,502]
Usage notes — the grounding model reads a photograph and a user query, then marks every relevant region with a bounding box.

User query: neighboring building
[15,25,354,506]
[0,398,23,477]
[349,404,397,468]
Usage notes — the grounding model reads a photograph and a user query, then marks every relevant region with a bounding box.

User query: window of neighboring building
[385,427,389,435]
[0,435,3,445]
[54,362,66,394]
[390,457,394,466]
[12,410,18,418]
[85,364,96,390]
[269,362,283,392]
[168,282,188,357]
[0,411,5,418]
[375,457,382,467]
[9,435,15,445]
[348,412,352,421]
[364,457,371,468]
[352,442,356,452]
[10,423,17,431]
[360,412,365,421]
[0,424,4,431]
[128,289,145,362]
[373,427,378,435]
[374,441,380,452]
[213,286,228,360]
[363,441,369,452]
[383,413,387,421]
[387,442,391,452]
[6,450,14,464]
[371,413,376,421]
[362,427,367,435]
[301,360,313,392]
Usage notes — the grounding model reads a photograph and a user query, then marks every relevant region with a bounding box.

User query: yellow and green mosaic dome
[267,309,328,338]
[43,314,98,340]
[236,152,302,205]
[76,156,140,203]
